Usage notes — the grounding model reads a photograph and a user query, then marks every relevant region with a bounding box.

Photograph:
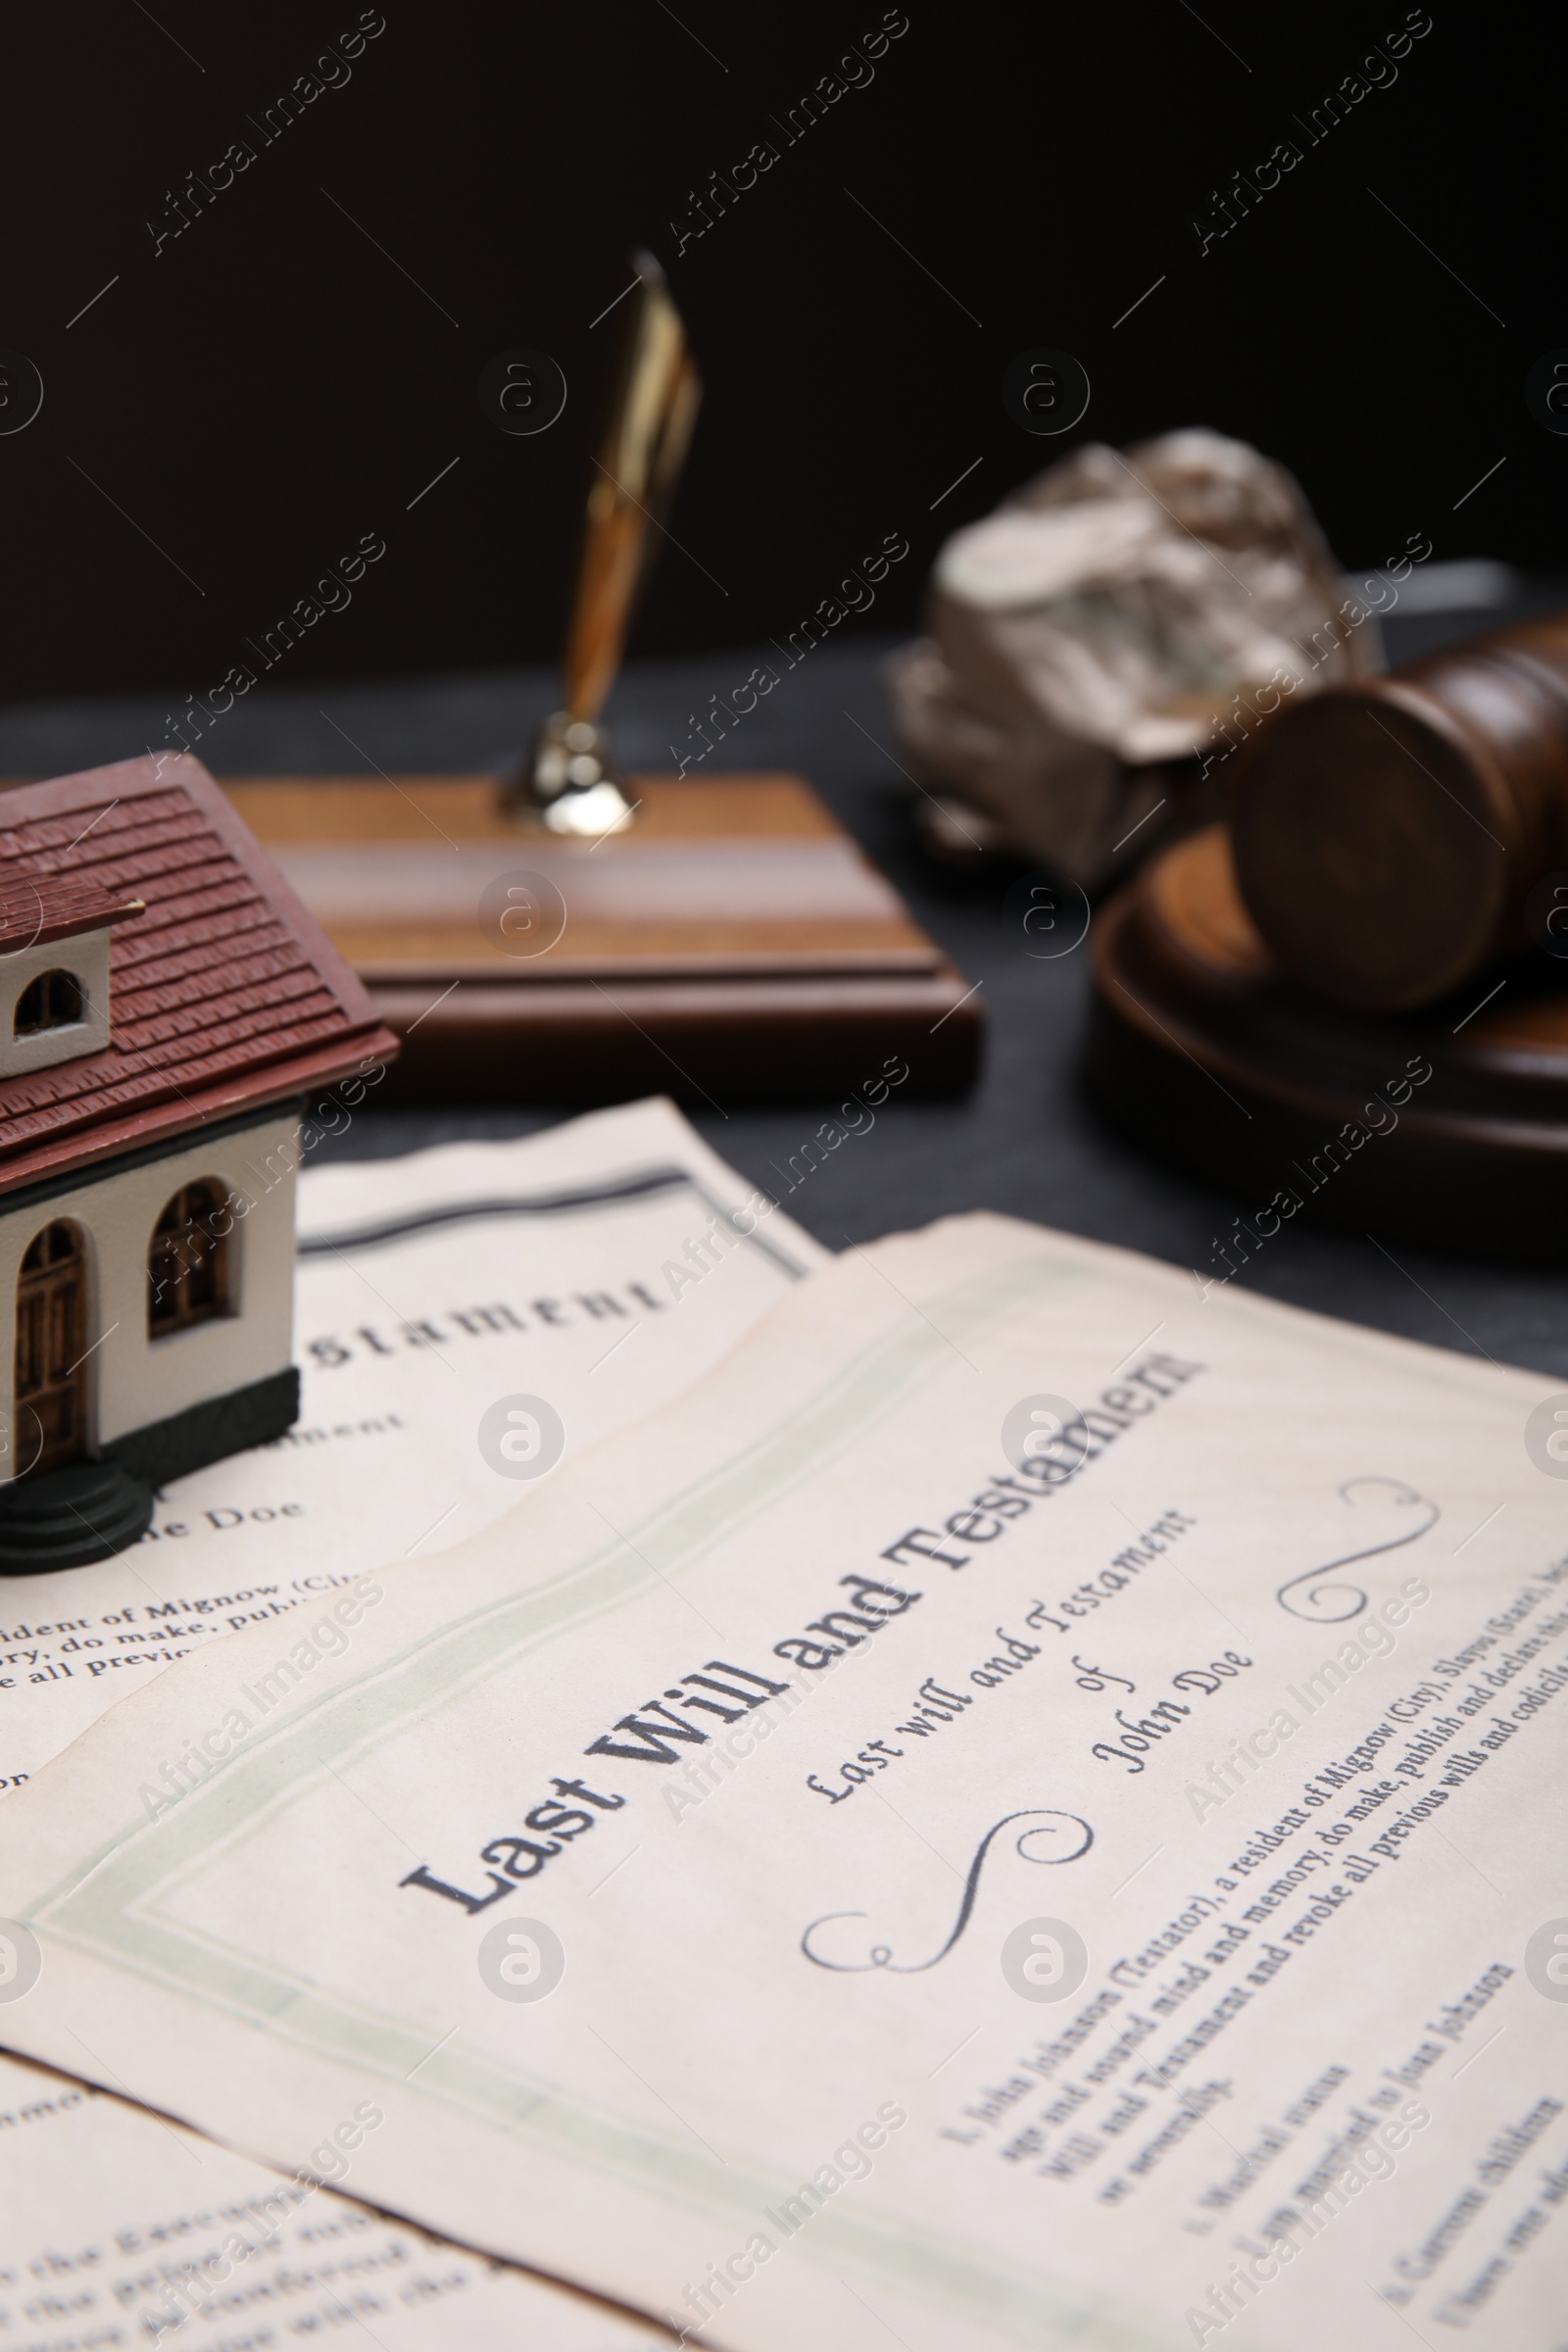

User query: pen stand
[223,770,983,1103]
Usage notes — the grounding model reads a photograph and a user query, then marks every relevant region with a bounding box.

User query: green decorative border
[29,1247,1181,2347]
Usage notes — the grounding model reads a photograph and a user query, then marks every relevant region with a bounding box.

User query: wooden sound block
[221,773,982,1103]
[1087,823,1568,1262]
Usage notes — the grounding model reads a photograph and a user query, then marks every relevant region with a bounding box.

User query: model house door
[14,1221,86,1475]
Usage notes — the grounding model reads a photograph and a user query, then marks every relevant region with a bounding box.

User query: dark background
[3,0,1562,703]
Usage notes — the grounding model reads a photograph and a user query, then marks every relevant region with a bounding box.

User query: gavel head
[1226,614,1568,1010]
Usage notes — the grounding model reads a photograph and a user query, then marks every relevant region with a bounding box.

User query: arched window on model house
[148,1180,230,1337]
[14,969,84,1035]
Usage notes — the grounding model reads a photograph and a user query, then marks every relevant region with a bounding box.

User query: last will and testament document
[0,1096,817,2351]
[2,1212,1566,2351]
[0,1096,823,1785]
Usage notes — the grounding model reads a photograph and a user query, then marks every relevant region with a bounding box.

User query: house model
[0,754,398,1574]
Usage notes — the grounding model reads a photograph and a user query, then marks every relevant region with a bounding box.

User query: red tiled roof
[0,756,399,1198]
[0,874,146,951]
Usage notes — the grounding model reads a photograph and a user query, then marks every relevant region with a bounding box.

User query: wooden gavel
[1226,612,1568,1009]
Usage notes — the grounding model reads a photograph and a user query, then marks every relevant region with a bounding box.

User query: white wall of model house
[0,1107,300,1477]
[0,929,113,1080]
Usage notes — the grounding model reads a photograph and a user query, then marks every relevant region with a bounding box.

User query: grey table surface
[5,595,1566,1382]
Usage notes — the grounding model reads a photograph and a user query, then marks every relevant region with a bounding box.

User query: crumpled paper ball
[887,427,1380,888]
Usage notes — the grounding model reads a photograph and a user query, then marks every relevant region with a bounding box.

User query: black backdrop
[4,0,1562,704]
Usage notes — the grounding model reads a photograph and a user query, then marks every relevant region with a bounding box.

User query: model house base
[0,1366,302,1572]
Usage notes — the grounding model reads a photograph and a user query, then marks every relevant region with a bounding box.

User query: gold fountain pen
[506,251,702,834]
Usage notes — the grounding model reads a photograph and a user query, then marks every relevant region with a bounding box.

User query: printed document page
[0,1096,823,1784]
[0,2045,665,2349]
[0,1095,818,2352]
[2,1213,1566,2351]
